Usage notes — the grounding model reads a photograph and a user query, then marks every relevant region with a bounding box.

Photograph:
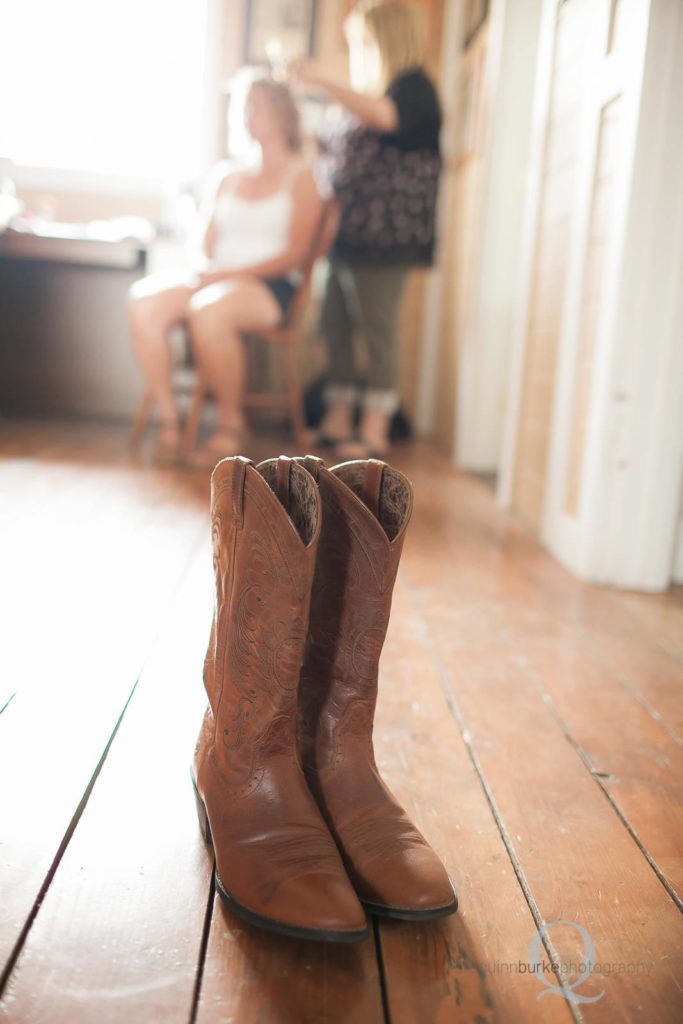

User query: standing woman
[289,0,442,458]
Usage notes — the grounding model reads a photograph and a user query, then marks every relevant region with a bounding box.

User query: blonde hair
[350,1,424,89]
[231,68,302,153]
[250,76,302,152]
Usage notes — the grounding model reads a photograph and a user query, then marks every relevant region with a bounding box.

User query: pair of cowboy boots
[192,454,457,942]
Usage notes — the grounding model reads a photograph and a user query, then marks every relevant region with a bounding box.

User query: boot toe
[220,869,368,941]
[357,844,457,918]
[286,871,369,937]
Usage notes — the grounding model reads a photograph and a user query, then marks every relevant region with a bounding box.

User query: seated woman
[129,72,322,464]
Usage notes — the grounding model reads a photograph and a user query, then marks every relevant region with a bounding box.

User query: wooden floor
[0,418,682,1024]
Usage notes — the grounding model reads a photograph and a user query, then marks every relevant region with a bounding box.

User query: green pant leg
[348,266,408,403]
[320,261,357,389]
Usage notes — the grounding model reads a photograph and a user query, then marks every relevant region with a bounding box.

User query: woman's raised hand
[284,57,326,89]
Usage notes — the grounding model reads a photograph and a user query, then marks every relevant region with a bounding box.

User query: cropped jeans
[320,260,408,415]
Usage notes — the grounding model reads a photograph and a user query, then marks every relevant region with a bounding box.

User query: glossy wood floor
[0,418,681,1024]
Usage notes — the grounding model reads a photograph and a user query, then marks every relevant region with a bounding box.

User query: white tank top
[211,160,303,276]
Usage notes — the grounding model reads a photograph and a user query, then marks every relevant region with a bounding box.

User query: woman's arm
[287,59,398,133]
[190,162,231,271]
[198,169,324,286]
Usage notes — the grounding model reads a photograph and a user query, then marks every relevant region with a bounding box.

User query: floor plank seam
[498,634,683,912]
[189,867,216,1024]
[403,581,584,1024]
[372,917,392,1024]
[578,748,683,913]
[0,675,140,997]
[0,693,15,716]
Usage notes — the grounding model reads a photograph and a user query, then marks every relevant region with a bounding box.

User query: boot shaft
[204,456,320,789]
[298,459,413,769]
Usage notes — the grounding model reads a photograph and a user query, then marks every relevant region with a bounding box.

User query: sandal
[155,420,182,465]
[310,431,353,450]
[189,426,245,471]
[333,437,390,462]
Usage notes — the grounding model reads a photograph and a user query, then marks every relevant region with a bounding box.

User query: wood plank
[0,540,214,1023]
[0,438,209,703]
[492,601,683,904]
[605,588,683,663]
[196,902,384,1024]
[0,429,103,737]
[373,578,574,1024]
[506,529,683,742]
[0,459,206,972]
[405,457,683,902]
[394,453,683,1021]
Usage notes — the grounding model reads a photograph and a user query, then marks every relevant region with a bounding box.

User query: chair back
[281,199,338,329]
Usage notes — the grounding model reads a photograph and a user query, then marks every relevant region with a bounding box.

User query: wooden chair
[130,200,338,455]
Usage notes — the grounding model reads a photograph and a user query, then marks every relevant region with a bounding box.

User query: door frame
[416,0,465,437]
[454,0,545,470]
[496,0,559,503]
[499,0,683,591]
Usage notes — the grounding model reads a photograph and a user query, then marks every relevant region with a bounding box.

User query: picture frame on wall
[244,0,318,66]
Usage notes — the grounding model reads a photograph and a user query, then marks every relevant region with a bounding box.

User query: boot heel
[192,779,212,844]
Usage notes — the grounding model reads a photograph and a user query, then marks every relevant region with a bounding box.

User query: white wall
[455,0,544,471]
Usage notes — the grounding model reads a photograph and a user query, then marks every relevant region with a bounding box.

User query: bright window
[1,0,209,185]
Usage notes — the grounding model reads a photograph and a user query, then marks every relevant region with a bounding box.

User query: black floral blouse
[317,67,442,267]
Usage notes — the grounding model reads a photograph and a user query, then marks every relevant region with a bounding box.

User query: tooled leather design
[252,826,347,890]
[194,704,214,767]
[336,488,398,595]
[299,480,404,775]
[248,481,311,602]
[215,470,311,600]
[226,529,306,696]
[203,508,230,715]
[334,803,426,865]
[211,495,310,797]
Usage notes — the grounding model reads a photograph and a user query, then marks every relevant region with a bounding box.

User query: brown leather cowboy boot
[296,457,457,920]
[192,455,368,942]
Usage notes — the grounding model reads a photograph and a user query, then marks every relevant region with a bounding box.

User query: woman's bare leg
[128,270,197,434]
[187,279,281,458]
[319,403,354,442]
[357,409,391,453]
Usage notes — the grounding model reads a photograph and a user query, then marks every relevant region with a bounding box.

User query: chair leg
[279,341,308,448]
[130,389,155,452]
[182,378,206,456]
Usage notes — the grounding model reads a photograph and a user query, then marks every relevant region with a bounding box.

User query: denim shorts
[262,276,296,316]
